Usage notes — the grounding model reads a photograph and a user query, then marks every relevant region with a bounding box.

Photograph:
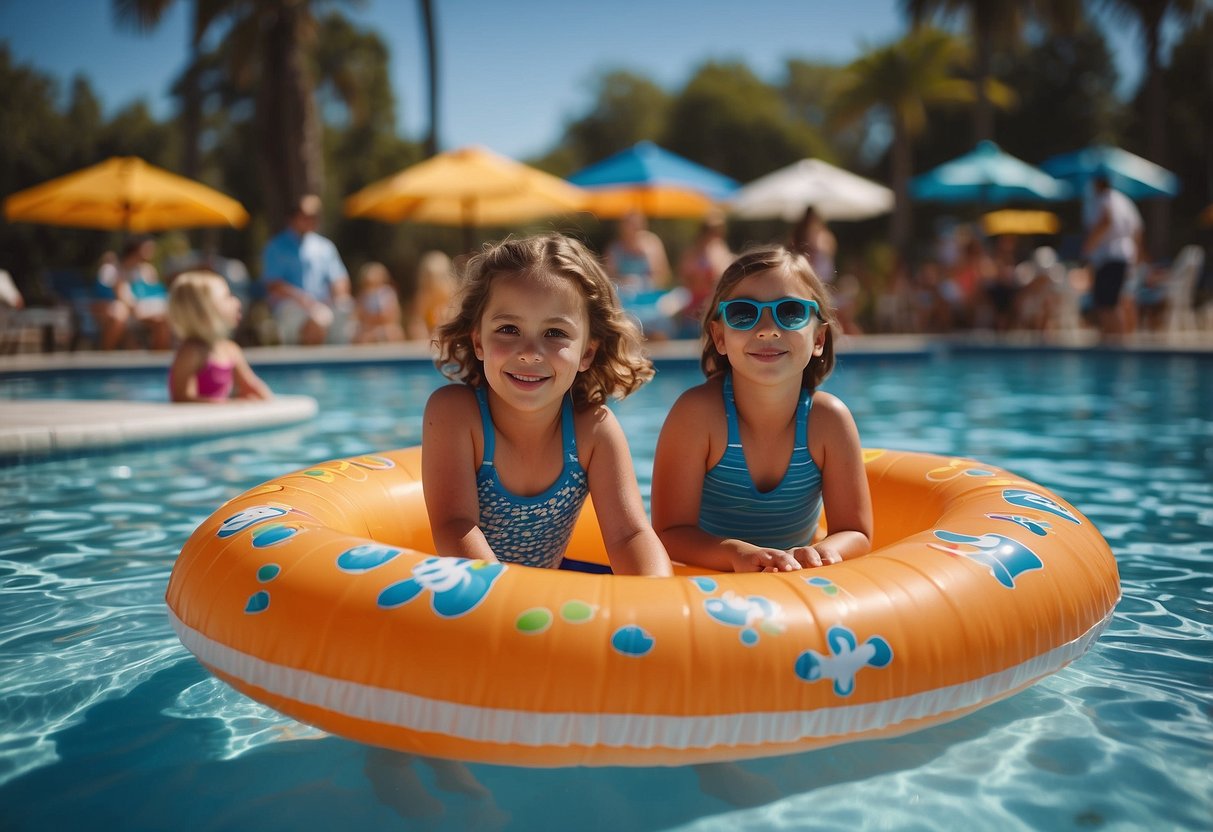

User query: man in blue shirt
[261,195,352,345]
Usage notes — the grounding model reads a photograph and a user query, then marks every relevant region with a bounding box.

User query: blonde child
[423,234,672,576]
[652,246,872,573]
[167,271,271,403]
[405,250,458,340]
[353,261,404,343]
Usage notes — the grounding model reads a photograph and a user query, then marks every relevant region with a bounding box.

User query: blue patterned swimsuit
[697,373,823,549]
[474,385,589,568]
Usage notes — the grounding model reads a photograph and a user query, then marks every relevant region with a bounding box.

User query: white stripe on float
[168,609,1111,751]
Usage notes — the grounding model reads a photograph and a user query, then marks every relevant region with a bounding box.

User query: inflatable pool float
[166,447,1119,767]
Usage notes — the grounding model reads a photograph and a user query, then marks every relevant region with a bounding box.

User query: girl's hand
[789,545,842,569]
[729,545,802,573]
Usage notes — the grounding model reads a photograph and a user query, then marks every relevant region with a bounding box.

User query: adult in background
[115,237,172,350]
[1083,173,1144,340]
[605,209,671,297]
[262,195,352,345]
[788,205,836,284]
[674,210,732,338]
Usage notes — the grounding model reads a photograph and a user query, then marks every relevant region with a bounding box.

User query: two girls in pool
[422,236,872,578]
[413,236,871,810]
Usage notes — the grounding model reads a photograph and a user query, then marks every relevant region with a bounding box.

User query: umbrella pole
[462,197,474,253]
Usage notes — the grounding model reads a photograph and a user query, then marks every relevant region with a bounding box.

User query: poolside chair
[1165,245,1205,333]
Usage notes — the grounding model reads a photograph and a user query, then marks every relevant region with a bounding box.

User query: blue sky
[0,0,1159,161]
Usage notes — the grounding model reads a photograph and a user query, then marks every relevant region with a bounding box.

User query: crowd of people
[71,177,1209,368]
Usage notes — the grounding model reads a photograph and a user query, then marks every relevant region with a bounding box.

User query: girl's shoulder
[426,382,478,415]
[662,377,725,431]
[676,376,725,409]
[808,390,859,434]
[571,401,620,440]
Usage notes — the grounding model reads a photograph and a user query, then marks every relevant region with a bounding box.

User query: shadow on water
[0,656,1077,832]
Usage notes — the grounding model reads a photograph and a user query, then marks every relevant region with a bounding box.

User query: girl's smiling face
[471,272,598,413]
[709,267,826,384]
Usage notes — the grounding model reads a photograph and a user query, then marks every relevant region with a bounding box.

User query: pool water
[2,351,1210,831]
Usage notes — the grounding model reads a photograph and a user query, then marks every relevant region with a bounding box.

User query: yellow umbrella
[3,157,249,232]
[344,146,587,249]
[981,209,1060,236]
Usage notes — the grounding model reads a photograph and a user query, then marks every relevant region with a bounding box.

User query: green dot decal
[560,600,594,623]
[256,564,281,582]
[516,608,553,634]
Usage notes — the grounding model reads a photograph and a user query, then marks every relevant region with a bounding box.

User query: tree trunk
[419,0,439,158]
[1143,16,1168,259]
[890,121,913,257]
[257,1,323,229]
[973,24,994,145]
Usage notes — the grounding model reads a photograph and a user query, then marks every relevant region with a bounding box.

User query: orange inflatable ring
[166,447,1120,767]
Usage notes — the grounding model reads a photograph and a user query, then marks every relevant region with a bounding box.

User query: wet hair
[168,271,230,344]
[433,234,654,408]
[700,245,838,392]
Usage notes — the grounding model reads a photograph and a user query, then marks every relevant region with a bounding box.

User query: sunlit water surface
[1,351,1210,831]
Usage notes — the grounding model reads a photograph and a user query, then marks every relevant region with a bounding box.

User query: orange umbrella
[344,146,587,249]
[3,157,248,232]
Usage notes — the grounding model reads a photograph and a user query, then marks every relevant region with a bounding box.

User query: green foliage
[663,61,829,183]
[560,71,671,174]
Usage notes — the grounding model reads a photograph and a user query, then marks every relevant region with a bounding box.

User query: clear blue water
[2,350,1210,831]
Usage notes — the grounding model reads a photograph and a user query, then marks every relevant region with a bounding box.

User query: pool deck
[2,332,1209,461]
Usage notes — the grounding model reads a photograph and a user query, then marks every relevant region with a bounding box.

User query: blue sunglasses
[716,297,824,331]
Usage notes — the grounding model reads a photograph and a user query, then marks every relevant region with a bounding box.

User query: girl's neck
[730,373,803,429]
[484,388,564,451]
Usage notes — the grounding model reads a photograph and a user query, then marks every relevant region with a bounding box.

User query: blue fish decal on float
[930,530,1043,588]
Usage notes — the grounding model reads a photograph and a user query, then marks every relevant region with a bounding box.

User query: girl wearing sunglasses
[651,246,873,572]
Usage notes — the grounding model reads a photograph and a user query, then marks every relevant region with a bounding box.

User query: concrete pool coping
[2,332,1209,461]
[0,395,319,460]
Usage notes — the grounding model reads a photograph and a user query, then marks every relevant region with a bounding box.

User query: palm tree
[111,0,352,227]
[831,28,1005,252]
[902,0,1082,144]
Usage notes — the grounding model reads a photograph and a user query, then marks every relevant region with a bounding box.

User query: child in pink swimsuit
[167,272,272,403]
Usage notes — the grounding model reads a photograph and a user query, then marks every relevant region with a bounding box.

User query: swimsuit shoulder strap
[474,385,495,466]
[721,373,741,446]
[797,386,813,446]
[561,394,578,463]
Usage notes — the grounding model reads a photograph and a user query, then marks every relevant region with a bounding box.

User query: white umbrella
[728,158,895,222]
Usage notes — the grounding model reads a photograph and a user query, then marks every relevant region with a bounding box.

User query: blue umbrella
[910,141,1071,204]
[1040,145,1180,200]
[568,141,739,218]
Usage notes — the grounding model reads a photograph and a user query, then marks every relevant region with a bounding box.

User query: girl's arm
[168,341,206,403]
[581,407,672,577]
[422,385,498,562]
[793,392,873,566]
[230,343,272,400]
[651,388,801,573]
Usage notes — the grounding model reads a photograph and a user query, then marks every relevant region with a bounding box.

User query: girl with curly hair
[423,234,672,576]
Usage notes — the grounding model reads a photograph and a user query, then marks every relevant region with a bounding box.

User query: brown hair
[700,245,837,392]
[433,234,654,408]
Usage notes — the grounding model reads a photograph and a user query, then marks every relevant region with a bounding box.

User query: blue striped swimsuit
[698,374,823,550]
[475,386,589,568]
